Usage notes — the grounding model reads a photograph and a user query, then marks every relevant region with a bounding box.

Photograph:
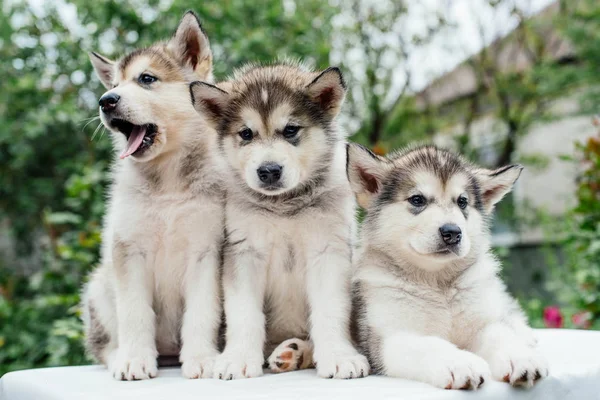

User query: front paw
[181,354,217,379]
[488,346,548,388]
[213,350,264,380]
[424,349,490,390]
[268,338,313,373]
[314,351,369,379]
[110,347,158,381]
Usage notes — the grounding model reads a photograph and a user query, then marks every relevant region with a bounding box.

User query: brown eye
[457,195,468,209]
[138,73,157,85]
[239,128,253,141]
[408,195,426,207]
[282,124,301,139]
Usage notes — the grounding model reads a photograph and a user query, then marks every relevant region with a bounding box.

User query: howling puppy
[190,63,369,379]
[348,144,548,390]
[81,11,224,380]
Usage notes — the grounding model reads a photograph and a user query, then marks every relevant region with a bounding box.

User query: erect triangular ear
[347,143,392,209]
[167,10,213,80]
[306,67,346,116]
[474,164,523,214]
[89,52,115,89]
[189,81,229,126]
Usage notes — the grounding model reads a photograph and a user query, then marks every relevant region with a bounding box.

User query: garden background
[1,0,599,376]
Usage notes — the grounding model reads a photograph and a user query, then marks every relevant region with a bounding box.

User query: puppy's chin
[408,241,471,270]
[247,182,296,196]
[244,175,301,197]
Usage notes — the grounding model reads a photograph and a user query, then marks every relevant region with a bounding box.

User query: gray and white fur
[348,144,548,390]
[190,62,369,379]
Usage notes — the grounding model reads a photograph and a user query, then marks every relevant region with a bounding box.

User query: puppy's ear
[306,67,346,116]
[474,165,523,213]
[190,81,228,126]
[168,10,213,80]
[89,52,114,89]
[347,143,391,209]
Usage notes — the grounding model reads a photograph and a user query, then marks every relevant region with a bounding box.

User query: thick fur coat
[190,63,369,379]
[348,144,548,390]
[81,12,224,380]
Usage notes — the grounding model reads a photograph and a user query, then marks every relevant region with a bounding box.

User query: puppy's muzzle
[439,223,462,245]
[99,93,120,113]
[257,163,283,186]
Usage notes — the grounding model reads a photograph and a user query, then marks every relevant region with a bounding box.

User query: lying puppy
[81,11,224,380]
[348,144,548,389]
[190,62,369,379]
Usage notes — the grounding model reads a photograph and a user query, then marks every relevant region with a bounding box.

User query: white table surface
[1,329,599,400]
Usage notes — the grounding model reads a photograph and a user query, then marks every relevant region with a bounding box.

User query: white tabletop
[1,329,599,400]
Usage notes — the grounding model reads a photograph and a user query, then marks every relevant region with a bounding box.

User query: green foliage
[0,163,106,375]
[546,131,600,330]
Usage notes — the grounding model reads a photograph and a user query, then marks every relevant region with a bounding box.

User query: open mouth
[111,119,158,159]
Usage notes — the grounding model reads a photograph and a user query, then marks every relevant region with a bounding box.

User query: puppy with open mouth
[81,11,224,381]
[348,144,548,390]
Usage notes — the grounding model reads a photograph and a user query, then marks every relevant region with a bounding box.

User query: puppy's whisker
[91,123,104,141]
[82,116,101,133]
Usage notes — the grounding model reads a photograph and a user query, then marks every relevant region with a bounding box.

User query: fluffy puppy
[81,11,223,380]
[348,144,548,390]
[190,62,369,380]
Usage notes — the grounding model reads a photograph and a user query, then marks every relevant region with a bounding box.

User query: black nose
[440,223,462,245]
[257,163,282,185]
[99,93,120,113]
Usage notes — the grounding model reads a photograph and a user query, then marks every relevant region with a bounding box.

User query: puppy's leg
[180,247,221,379]
[306,238,369,379]
[213,242,267,380]
[81,266,118,366]
[110,245,158,381]
[267,338,314,373]
[382,332,490,390]
[472,322,548,388]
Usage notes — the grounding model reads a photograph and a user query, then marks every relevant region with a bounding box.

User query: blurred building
[412,2,597,299]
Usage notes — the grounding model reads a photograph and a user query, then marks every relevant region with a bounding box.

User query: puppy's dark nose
[257,163,282,185]
[99,93,120,113]
[440,224,462,245]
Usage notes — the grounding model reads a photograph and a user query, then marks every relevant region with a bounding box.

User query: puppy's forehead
[446,173,470,195]
[409,170,444,196]
[399,148,466,181]
[117,48,183,82]
[231,64,315,92]
[238,103,296,135]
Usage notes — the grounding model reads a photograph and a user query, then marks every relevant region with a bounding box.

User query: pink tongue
[119,125,147,159]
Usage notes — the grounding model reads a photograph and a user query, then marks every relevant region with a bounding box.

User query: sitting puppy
[348,144,548,390]
[81,12,223,380]
[190,63,369,379]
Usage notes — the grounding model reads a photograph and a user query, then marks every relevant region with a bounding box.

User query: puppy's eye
[282,125,301,138]
[408,195,426,207]
[138,74,157,85]
[457,195,468,209]
[239,128,254,141]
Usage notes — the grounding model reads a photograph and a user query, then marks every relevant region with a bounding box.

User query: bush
[0,162,108,376]
[543,120,600,330]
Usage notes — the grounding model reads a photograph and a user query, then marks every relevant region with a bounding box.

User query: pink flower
[572,312,592,329]
[543,306,563,328]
